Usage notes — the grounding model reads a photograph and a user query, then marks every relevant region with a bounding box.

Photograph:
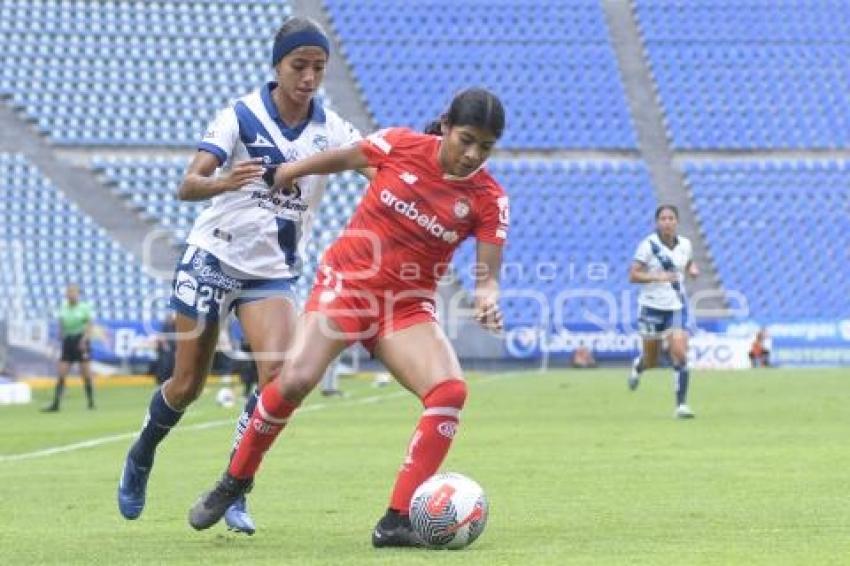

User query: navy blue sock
[52,378,66,408]
[230,389,260,458]
[129,389,183,468]
[83,379,94,407]
[674,365,690,406]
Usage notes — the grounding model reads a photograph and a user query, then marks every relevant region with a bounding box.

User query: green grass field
[1,368,848,565]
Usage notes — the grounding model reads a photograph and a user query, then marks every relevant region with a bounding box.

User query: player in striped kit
[117,17,368,533]
[628,205,700,418]
[188,88,508,547]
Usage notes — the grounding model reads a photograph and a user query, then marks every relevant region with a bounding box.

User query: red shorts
[304,267,438,353]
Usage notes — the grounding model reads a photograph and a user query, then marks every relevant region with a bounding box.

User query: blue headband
[271,30,330,66]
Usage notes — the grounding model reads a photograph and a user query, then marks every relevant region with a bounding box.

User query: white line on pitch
[0,372,525,464]
[0,390,409,463]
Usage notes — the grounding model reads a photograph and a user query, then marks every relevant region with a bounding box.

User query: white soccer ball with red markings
[410,472,489,549]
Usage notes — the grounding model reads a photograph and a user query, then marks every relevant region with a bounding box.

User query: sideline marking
[0,372,526,463]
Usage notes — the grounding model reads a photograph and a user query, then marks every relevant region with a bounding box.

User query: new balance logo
[399,171,418,185]
[247,134,274,148]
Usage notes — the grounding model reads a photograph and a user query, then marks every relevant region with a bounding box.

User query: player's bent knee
[257,361,283,388]
[422,378,467,410]
[165,371,206,407]
[278,367,317,404]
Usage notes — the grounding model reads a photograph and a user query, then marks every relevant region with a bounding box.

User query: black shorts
[61,334,90,363]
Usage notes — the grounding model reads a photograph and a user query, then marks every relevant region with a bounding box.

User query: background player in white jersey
[117,17,368,532]
[628,205,700,418]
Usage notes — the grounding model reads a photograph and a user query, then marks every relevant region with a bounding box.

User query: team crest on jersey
[453,198,471,219]
[312,134,328,151]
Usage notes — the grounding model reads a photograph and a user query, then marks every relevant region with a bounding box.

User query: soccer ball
[215,386,235,408]
[410,472,489,549]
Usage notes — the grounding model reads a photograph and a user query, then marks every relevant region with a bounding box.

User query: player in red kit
[189,88,508,547]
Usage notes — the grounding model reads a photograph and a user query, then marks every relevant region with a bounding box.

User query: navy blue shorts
[637,305,687,338]
[169,245,296,322]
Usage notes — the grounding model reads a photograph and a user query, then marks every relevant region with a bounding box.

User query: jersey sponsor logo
[246,133,275,148]
[174,271,198,306]
[399,171,418,185]
[250,190,307,214]
[453,198,471,219]
[380,189,459,244]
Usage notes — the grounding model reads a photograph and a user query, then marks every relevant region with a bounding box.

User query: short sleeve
[83,302,94,322]
[338,119,362,147]
[358,127,411,168]
[634,239,652,264]
[198,107,238,165]
[474,191,509,245]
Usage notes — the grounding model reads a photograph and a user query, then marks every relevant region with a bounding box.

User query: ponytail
[423,118,443,136]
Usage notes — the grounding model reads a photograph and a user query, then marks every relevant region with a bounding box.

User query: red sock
[228,378,298,480]
[389,379,467,513]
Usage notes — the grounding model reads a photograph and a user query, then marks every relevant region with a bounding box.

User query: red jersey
[321,127,509,293]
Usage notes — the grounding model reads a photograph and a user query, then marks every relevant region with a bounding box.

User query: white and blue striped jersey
[633,232,693,311]
[187,82,361,279]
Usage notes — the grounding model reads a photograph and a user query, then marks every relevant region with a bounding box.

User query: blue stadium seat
[686,159,850,320]
[324,0,636,150]
[0,1,291,146]
[634,1,850,149]
[451,160,657,326]
[0,153,168,321]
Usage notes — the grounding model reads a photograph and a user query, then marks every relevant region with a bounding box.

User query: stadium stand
[324,0,637,149]
[453,160,657,326]
[685,159,850,320]
[0,153,166,321]
[3,0,847,352]
[93,157,203,244]
[634,0,850,149]
[0,0,287,145]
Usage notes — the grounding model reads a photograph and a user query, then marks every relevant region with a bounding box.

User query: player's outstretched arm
[473,241,504,333]
[273,145,370,193]
[177,153,264,201]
